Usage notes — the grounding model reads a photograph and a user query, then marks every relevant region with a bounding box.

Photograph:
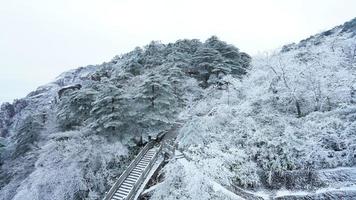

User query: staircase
[103,141,162,200]
[103,124,183,200]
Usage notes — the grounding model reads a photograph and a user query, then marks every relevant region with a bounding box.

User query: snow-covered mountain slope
[0,37,250,200]
[0,17,355,200]
[148,18,356,200]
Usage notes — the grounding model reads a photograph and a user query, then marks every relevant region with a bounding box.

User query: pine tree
[12,114,43,158]
[192,47,223,87]
[89,83,127,135]
[164,65,186,108]
[134,72,175,137]
[0,137,4,163]
[57,87,98,130]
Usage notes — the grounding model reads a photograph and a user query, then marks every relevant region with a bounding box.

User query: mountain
[1,18,355,200]
[0,36,250,200]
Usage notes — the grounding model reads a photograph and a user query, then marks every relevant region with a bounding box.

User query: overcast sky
[0,0,355,103]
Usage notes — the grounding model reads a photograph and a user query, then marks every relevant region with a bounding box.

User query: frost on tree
[0,34,260,200]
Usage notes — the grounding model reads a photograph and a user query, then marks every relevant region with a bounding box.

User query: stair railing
[103,141,155,200]
[125,144,163,200]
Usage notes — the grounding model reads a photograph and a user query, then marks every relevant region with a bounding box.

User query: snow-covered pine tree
[192,47,223,88]
[57,87,98,131]
[11,114,43,159]
[205,36,251,76]
[134,72,176,138]
[89,82,127,135]
[163,64,186,108]
[0,136,4,164]
[141,41,165,68]
[0,103,15,137]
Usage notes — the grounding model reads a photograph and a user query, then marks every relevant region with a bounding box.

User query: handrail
[125,144,162,200]
[103,141,155,200]
[156,130,167,142]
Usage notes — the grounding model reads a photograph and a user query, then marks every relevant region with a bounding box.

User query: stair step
[124,179,136,184]
[115,190,127,196]
[113,194,126,200]
[128,174,140,179]
[122,182,134,187]
[129,174,140,179]
[126,176,137,181]
[114,193,125,197]
[126,181,136,185]
[131,169,141,173]
[116,188,128,194]
[117,187,131,193]
[145,155,154,158]
[120,184,132,190]
[137,166,147,169]
[135,166,146,170]
[111,196,123,200]
[129,174,141,177]
[122,182,133,187]
[132,169,143,172]
[131,172,141,176]
[111,195,123,200]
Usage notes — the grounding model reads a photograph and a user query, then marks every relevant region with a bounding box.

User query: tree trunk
[295,100,302,118]
[152,85,154,108]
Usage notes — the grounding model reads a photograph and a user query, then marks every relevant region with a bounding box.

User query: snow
[1,36,248,199]
[150,19,356,199]
[275,189,309,197]
[151,153,245,200]
[210,181,245,200]
[274,185,356,198]
[316,185,356,193]
[1,18,356,200]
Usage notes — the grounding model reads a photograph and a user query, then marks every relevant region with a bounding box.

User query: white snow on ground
[275,190,310,197]
[274,166,356,198]
[316,185,356,194]
[176,156,244,200]
[210,181,245,200]
[151,151,246,200]
[275,185,356,198]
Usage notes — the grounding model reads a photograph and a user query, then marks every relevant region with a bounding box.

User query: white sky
[0,0,355,103]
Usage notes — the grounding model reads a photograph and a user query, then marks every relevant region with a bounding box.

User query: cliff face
[0,37,250,200]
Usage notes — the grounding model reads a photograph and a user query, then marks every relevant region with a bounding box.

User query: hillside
[0,37,250,200]
[148,18,356,199]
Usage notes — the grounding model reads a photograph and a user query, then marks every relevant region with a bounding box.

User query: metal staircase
[103,141,162,200]
[103,123,183,200]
